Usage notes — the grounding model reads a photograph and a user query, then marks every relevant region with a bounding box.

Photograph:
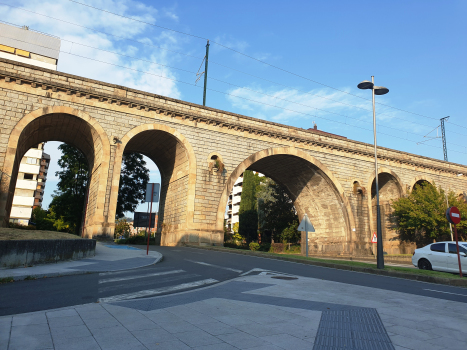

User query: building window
[23,173,34,180]
[26,157,37,165]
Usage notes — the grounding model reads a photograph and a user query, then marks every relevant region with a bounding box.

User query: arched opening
[109,124,196,246]
[349,180,369,254]
[413,179,431,190]
[0,108,109,237]
[218,148,354,256]
[370,172,402,249]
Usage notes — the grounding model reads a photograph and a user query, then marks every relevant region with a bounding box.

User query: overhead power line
[1,31,465,152]
[65,0,455,124]
[2,3,466,134]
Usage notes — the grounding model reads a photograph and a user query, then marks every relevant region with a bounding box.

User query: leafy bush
[269,243,285,253]
[224,242,248,250]
[259,243,271,252]
[249,242,260,251]
[8,223,37,230]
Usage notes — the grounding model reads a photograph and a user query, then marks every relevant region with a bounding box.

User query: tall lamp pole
[358,76,389,269]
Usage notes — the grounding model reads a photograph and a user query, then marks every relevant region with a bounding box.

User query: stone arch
[366,167,403,253]
[408,176,434,192]
[108,124,196,245]
[0,106,111,237]
[217,147,356,255]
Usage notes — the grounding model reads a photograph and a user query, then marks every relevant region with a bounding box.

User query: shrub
[269,243,285,253]
[259,243,271,252]
[224,242,248,250]
[249,242,260,251]
[8,223,37,230]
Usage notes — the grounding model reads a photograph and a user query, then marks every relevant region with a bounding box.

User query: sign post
[298,214,315,258]
[446,206,463,278]
[145,183,160,255]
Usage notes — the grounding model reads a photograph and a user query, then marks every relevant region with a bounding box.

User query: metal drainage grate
[271,276,298,280]
[313,309,395,350]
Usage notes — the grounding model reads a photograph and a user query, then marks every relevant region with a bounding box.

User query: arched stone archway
[409,176,434,192]
[217,147,355,255]
[108,124,196,246]
[0,106,111,237]
[367,168,403,253]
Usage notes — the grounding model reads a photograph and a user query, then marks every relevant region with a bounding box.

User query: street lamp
[358,76,389,269]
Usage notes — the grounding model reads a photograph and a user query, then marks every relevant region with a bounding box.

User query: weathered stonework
[0,58,466,254]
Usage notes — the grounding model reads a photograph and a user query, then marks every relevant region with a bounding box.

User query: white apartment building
[10,144,50,225]
[0,22,60,70]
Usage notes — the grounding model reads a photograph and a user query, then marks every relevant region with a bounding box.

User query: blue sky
[2,0,466,215]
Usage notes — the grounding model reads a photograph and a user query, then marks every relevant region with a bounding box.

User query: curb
[2,250,164,282]
[186,245,467,288]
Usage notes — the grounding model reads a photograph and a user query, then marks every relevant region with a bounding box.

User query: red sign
[371,232,377,243]
[446,207,461,225]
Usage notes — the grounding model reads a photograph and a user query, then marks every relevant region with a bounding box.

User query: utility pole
[203,40,210,106]
[440,116,449,162]
[440,116,454,240]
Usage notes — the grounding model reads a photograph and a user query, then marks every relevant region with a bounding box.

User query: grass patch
[213,246,464,280]
[0,228,82,240]
[0,277,14,284]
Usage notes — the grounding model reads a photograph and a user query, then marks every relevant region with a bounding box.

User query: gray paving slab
[173,329,225,347]
[194,321,242,336]
[217,331,267,349]
[8,333,54,350]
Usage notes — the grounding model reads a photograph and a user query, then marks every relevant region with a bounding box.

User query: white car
[412,241,467,272]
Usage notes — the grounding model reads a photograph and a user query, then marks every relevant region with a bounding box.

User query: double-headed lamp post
[358,76,389,269]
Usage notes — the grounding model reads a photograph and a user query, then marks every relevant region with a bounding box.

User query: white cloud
[2,0,182,99]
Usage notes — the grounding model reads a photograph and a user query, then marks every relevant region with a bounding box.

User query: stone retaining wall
[0,239,96,268]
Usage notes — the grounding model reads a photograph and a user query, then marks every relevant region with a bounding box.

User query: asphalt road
[1,245,466,316]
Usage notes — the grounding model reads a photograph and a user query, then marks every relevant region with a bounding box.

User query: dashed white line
[98,278,219,303]
[424,289,467,296]
[185,259,242,273]
[98,270,185,284]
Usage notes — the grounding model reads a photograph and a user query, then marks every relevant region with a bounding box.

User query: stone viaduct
[0,58,466,255]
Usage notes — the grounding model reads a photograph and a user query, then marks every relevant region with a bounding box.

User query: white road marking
[424,289,467,296]
[185,259,242,273]
[98,278,219,303]
[99,270,184,284]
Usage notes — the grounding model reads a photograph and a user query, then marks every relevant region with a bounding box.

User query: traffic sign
[145,183,160,203]
[298,214,315,232]
[371,232,377,243]
[446,206,461,225]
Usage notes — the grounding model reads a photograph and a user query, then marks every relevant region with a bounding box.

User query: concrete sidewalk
[0,243,162,281]
[1,270,465,350]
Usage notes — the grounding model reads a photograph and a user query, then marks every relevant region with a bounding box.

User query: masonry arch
[109,124,196,245]
[217,147,355,255]
[409,176,434,192]
[0,106,110,237]
[367,168,403,251]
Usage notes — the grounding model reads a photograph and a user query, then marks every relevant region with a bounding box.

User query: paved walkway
[0,243,162,280]
[1,269,465,350]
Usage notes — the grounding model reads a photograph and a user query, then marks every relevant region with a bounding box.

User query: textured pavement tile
[46,308,78,318]
[11,323,50,337]
[12,313,47,326]
[48,315,84,328]
[217,331,266,349]
[50,324,92,341]
[54,336,101,350]
[8,333,53,350]
[174,330,225,347]
[159,320,200,333]
[261,333,313,350]
[131,327,176,345]
[194,321,242,336]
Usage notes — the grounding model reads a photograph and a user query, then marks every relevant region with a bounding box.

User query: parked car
[412,241,467,272]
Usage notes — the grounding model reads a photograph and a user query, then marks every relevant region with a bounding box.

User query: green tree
[391,182,467,246]
[116,153,150,218]
[50,144,89,235]
[257,179,298,242]
[238,170,258,243]
[115,218,131,239]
